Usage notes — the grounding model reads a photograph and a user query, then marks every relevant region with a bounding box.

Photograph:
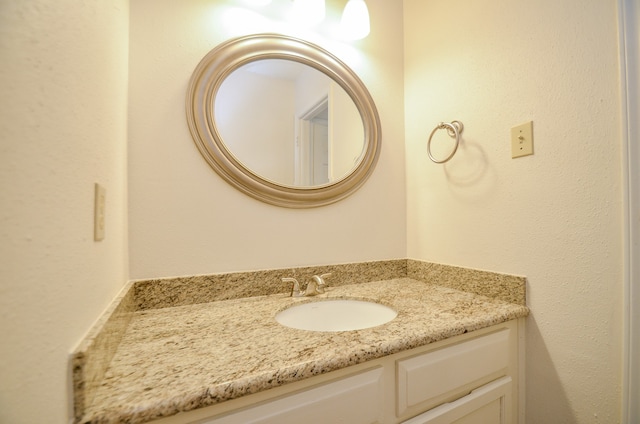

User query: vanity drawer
[397,328,511,417]
[401,376,512,424]
[201,367,385,424]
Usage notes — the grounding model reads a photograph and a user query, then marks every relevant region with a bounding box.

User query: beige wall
[127,0,407,279]
[0,1,130,423]
[404,0,623,422]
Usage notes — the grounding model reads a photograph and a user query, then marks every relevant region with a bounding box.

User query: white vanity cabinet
[154,319,524,424]
[199,367,387,424]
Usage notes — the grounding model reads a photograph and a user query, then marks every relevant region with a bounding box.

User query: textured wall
[404,0,623,422]
[128,0,406,279]
[0,1,130,422]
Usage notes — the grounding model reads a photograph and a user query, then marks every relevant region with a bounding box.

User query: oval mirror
[186,34,381,208]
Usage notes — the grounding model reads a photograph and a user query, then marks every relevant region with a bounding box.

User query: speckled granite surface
[133,260,407,310]
[73,260,528,424]
[407,260,526,305]
[72,281,136,418]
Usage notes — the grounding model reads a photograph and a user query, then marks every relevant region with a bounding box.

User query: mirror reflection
[215,59,365,187]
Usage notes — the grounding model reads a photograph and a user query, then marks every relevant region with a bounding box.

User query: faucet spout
[305,279,320,296]
[311,273,332,294]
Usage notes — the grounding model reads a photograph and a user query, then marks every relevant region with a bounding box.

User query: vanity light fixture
[292,0,326,25]
[243,0,272,5]
[340,0,370,40]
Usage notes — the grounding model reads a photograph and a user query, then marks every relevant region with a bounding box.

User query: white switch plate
[94,183,106,241]
[511,121,534,158]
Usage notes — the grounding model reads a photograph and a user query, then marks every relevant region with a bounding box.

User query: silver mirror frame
[186,33,381,208]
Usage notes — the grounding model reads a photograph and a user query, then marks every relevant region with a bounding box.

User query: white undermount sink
[275,299,397,332]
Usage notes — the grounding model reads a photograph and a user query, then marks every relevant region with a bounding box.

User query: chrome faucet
[281,273,332,297]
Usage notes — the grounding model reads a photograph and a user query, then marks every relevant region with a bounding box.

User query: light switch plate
[511,121,534,158]
[94,183,105,241]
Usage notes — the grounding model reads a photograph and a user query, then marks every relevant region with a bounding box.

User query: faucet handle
[282,277,302,297]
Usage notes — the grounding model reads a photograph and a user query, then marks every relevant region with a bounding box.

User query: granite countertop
[78,277,529,424]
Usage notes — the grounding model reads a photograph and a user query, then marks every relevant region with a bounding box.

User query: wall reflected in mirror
[215,59,365,188]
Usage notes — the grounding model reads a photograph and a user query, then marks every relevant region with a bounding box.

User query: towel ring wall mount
[427,120,464,164]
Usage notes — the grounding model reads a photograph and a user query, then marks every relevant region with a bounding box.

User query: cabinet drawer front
[397,329,510,415]
[401,376,512,424]
[203,367,385,424]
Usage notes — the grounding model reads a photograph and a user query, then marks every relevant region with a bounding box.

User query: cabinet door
[401,376,512,424]
[200,367,385,424]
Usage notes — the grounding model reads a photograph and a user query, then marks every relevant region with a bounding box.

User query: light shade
[292,0,326,26]
[341,0,370,40]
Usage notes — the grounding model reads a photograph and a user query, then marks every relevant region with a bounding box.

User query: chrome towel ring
[427,120,464,163]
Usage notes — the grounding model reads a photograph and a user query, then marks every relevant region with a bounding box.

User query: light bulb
[341,0,370,40]
[292,0,326,26]
[243,0,272,5]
